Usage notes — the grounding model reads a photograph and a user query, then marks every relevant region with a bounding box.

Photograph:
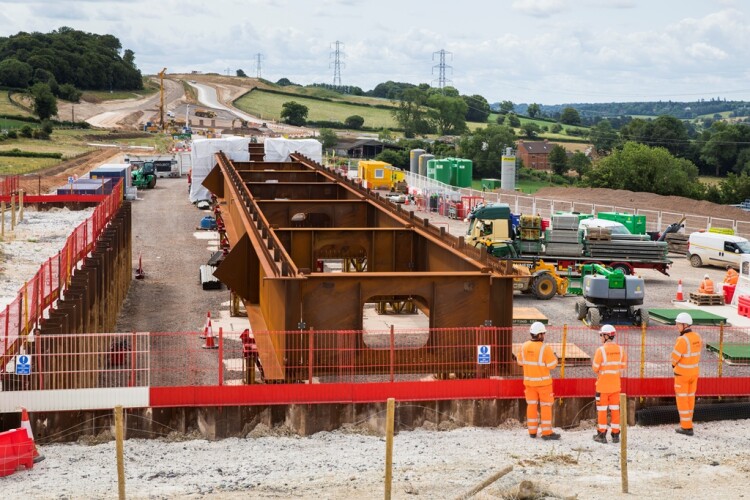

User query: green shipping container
[597,212,646,234]
[481,178,502,190]
[454,158,473,188]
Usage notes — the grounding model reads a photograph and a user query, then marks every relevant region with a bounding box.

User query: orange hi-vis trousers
[675,374,699,429]
[525,384,554,436]
[595,392,621,434]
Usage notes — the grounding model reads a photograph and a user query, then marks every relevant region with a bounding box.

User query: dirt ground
[534,186,750,222]
[18,149,123,195]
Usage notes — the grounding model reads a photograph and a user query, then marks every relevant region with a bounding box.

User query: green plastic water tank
[433,159,453,185]
[426,159,437,179]
[454,158,473,188]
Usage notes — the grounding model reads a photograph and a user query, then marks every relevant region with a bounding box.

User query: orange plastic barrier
[0,428,35,477]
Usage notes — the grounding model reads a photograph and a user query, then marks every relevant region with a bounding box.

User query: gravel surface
[0,206,94,308]
[3,420,750,499]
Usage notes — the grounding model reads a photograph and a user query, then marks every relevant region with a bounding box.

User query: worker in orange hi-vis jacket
[592,324,627,444]
[698,274,714,294]
[724,265,739,286]
[517,322,561,440]
[671,312,702,436]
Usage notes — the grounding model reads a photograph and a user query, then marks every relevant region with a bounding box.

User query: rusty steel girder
[205,151,516,381]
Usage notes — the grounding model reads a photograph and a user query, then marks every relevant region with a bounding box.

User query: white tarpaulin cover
[264,138,322,163]
[189,137,250,203]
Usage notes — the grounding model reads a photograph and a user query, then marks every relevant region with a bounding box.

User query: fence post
[620,393,629,493]
[218,327,224,386]
[114,405,126,500]
[308,327,314,384]
[560,324,568,379]
[384,397,395,500]
[389,325,395,383]
[23,281,28,335]
[640,322,647,379]
[130,331,137,388]
[718,323,725,378]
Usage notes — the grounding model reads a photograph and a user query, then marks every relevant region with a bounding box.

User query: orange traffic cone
[135,253,145,280]
[675,279,685,302]
[19,407,45,463]
[200,312,212,339]
[202,326,219,349]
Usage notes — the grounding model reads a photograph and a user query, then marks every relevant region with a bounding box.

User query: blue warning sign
[477,345,491,365]
[16,354,31,375]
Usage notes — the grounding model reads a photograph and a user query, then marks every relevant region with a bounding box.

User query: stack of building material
[585,239,669,260]
[519,215,543,253]
[665,233,689,254]
[545,214,583,256]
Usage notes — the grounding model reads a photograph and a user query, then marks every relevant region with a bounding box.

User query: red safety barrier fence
[0,181,123,369]
[0,175,19,197]
[3,326,749,412]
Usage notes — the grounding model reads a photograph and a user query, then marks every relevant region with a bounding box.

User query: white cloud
[685,42,728,60]
[511,0,566,17]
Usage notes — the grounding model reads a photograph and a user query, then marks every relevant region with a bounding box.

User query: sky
[0,0,748,105]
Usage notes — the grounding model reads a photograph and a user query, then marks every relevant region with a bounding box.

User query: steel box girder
[275,228,484,273]
[245,182,353,200]
[257,200,404,229]
[239,170,329,183]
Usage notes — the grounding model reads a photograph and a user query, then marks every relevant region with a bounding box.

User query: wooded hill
[0,27,143,91]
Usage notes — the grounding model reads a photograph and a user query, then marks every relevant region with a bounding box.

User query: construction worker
[724,265,739,286]
[671,312,702,436]
[698,274,714,294]
[517,322,560,440]
[592,324,627,444]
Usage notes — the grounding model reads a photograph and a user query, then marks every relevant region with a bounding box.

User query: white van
[687,232,750,269]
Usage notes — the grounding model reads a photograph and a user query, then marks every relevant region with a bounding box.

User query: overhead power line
[432,49,453,93]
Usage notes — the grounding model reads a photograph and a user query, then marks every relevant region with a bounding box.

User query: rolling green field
[0,91,34,117]
[0,117,39,130]
[234,89,399,129]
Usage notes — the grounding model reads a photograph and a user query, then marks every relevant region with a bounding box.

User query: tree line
[0,27,143,93]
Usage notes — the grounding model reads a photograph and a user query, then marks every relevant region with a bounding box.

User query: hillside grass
[471,177,556,195]
[0,92,34,117]
[234,89,399,129]
[0,118,39,130]
[81,79,159,103]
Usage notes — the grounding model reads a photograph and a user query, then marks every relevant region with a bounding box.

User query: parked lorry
[465,203,672,278]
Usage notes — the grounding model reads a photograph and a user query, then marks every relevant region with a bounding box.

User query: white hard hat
[704,274,710,279]
[675,312,693,326]
[529,321,547,336]
[599,324,616,336]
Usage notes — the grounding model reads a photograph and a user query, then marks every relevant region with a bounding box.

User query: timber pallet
[689,292,725,306]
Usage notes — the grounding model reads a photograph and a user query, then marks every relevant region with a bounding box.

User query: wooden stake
[620,393,628,494]
[115,405,126,500]
[454,466,513,500]
[19,189,23,222]
[1,200,5,239]
[11,194,16,229]
[384,398,395,500]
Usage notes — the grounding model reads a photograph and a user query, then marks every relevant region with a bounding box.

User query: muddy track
[19,149,121,195]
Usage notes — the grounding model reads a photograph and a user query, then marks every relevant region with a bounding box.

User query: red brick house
[516,139,552,170]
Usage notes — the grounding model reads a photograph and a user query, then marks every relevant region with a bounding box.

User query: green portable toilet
[455,158,473,188]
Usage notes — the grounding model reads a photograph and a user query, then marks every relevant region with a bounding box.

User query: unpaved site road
[115,177,230,386]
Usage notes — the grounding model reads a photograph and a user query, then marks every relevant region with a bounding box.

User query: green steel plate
[648,309,727,325]
[706,343,750,364]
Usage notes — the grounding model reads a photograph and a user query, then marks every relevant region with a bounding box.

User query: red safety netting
[0,181,122,369]
[0,175,19,197]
